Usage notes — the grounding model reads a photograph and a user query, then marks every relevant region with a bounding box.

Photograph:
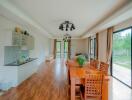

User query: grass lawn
[113,55,131,69]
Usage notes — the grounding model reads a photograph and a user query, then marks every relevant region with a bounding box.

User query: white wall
[50,39,54,55]
[71,39,88,58]
[114,18,132,31]
[98,30,107,62]
[29,31,51,64]
[0,15,51,84]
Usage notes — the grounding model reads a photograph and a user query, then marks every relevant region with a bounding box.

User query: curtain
[106,27,114,63]
[96,33,99,60]
[53,39,57,59]
[68,40,71,59]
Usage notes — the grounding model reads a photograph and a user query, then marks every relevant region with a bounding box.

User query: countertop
[5,58,37,66]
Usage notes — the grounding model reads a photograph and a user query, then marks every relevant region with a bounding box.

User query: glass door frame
[56,41,61,58]
[64,41,68,59]
[111,26,132,88]
[90,37,96,59]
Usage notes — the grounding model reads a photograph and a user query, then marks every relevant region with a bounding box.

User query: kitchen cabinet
[1,59,38,90]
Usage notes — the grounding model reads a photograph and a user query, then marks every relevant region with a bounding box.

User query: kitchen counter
[5,58,37,66]
[1,59,39,90]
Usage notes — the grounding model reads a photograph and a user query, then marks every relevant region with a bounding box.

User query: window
[90,38,96,59]
[112,27,132,88]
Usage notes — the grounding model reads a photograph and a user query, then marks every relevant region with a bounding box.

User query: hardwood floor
[0,59,132,100]
[0,59,69,100]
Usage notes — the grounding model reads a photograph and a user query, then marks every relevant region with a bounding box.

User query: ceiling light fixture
[59,21,75,42]
[63,33,71,42]
[59,21,75,31]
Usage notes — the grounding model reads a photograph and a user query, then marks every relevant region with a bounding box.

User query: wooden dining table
[69,65,109,100]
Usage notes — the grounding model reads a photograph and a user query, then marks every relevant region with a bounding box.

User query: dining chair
[99,62,109,75]
[90,59,99,69]
[80,73,103,100]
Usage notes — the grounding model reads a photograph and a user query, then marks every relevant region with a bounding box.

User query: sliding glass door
[64,41,68,59]
[112,27,132,88]
[56,41,61,58]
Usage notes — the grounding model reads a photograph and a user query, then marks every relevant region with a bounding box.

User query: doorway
[55,40,69,59]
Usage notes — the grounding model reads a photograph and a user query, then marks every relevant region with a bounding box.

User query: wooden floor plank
[0,59,69,100]
[1,59,132,100]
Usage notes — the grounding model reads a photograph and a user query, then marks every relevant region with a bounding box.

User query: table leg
[71,78,75,100]
[102,77,109,100]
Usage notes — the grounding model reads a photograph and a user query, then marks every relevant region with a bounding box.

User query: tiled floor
[113,63,131,86]
[109,77,132,100]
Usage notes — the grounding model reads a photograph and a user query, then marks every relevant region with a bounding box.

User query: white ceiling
[0,0,131,38]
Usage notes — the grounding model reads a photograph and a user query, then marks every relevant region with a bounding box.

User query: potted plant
[77,55,86,67]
